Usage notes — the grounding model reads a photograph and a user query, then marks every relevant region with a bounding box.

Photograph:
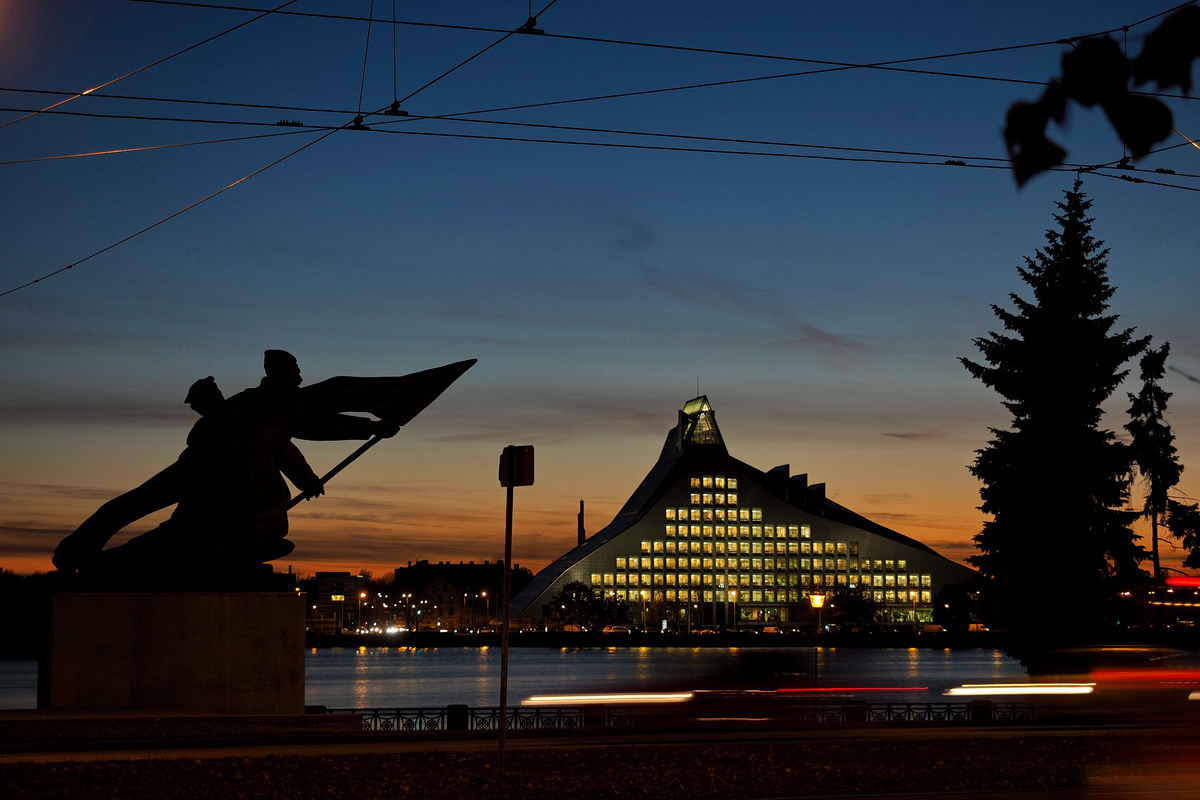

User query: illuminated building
[511,396,975,629]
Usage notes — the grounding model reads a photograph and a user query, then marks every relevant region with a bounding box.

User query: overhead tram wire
[0,129,315,166]
[126,0,1182,74]
[7,6,1197,297]
[0,0,301,132]
[6,98,1197,184]
[2,2,562,297]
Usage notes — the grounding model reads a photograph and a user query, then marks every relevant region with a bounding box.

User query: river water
[0,647,1028,711]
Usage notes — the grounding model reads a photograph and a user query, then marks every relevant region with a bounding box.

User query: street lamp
[482,591,490,624]
[730,590,738,632]
[810,592,826,684]
[640,590,648,632]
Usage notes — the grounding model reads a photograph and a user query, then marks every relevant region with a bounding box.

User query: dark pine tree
[1126,342,1181,579]
[961,180,1148,647]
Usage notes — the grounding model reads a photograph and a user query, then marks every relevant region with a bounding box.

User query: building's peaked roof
[510,396,965,616]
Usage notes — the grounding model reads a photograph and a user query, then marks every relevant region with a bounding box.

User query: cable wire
[0,0,301,132]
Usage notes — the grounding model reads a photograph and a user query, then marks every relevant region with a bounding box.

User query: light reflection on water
[0,647,1029,710]
[303,646,1027,708]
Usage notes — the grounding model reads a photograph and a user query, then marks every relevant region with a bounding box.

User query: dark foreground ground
[2,714,1199,800]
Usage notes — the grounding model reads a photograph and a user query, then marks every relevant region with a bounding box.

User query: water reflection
[303,647,1027,709]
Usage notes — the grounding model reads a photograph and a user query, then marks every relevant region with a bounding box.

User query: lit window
[752,508,762,522]
[799,525,810,539]
[715,557,726,570]
[873,591,884,603]
[885,574,895,586]
[763,542,775,555]
[690,510,701,522]
[702,558,713,570]
[751,542,763,555]
[837,558,847,572]
[788,558,798,570]
[715,476,725,489]
[837,542,847,554]
[677,508,688,520]
[873,559,883,570]
[728,494,739,507]
[873,575,883,587]
[653,574,664,585]
[740,525,750,537]
[898,560,907,570]
[591,574,601,585]
[848,542,858,555]
[641,573,651,585]
[728,478,738,489]
[653,541,664,553]
[764,525,775,538]
[690,493,701,505]
[885,560,895,570]
[921,590,932,603]
[702,476,713,488]
[665,589,676,601]
[616,574,626,585]
[616,557,626,569]
[604,574,613,585]
[690,525,701,537]
[653,557,664,570]
[788,543,799,554]
[848,557,858,570]
[666,557,677,570]
[690,541,701,554]
[751,526,762,538]
[715,525,725,538]
[702,541,713,554]
[751,558,763,570]
[715,493,725,506]
[897,575,908,587]
[641,557,651,569]
[690,574,701,586]
[764,589,776,602]
[702,493,713,505]
[764,558,775,572]
[641,541,651,553]
[702,508,714,521]
[739,542,750,555]
[739,557,750,570]
[666,542,677,554]
[922,575,932,587]
[665,508,676,520]
[823,575,834,586]
[665,525,676,538]
[801,558,811,570]
[823,558,834,571]
[714,509,726,521]
[691,478,702,488]
[703,590,714,602]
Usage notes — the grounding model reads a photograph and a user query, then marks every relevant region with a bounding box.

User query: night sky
[2,1,1198,578]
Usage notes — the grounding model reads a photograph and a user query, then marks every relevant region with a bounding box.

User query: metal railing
[325,701,1033,731]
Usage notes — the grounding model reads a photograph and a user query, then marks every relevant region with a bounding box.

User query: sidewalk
[2,713,1198,799]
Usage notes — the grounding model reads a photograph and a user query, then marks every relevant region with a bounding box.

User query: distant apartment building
[511,396,976,629]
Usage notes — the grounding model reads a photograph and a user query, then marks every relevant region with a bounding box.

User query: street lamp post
[730,590,738,632]
[640,590,648,632]
[810,592,826,684]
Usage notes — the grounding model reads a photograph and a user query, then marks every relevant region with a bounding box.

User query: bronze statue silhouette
[52,352,475,588]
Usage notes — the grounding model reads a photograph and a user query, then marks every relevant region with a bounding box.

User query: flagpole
[287,434,386,510]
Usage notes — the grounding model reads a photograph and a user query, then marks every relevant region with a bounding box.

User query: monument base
[39,592,305,715]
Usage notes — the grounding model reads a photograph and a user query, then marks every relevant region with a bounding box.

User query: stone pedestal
[39,592,305,715]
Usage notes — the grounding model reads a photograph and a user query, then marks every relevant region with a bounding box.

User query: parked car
[602,625,631,634]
